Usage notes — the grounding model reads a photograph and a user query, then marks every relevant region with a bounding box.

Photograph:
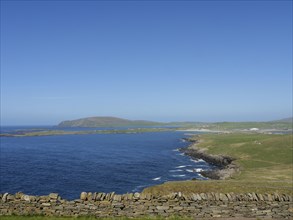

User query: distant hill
[272,117,293,123]
[57,116,293,129]
[57,116,162,127]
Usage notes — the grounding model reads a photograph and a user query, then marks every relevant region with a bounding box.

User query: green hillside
[206,121,292,130]
[57,116,293,129]
[58,116,162,127]
[272,117,293,123]
[143,133,293,195]
[173,119,292,130]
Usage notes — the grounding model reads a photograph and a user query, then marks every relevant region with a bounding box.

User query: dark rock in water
[180,147,234,167]
[200,170,221,180]
[179,139,239,180]
[200,162,239,180]
[181,137,198,143]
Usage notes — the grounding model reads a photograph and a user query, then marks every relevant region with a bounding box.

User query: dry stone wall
[0,192,292,218]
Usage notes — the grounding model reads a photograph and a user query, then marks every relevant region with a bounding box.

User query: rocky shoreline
[180,137,240,180]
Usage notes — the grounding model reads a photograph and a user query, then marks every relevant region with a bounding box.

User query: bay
[0,127,214,200]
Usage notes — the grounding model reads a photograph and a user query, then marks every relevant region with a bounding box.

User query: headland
[1,118,292,219]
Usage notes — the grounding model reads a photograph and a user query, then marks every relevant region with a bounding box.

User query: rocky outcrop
[0,192,292,218]
[200,163,239,180]
[180,146,235,167]
[180,138,239,180]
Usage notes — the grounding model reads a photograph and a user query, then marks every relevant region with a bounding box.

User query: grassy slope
[198,121,292,130]
[212,121,292,130]
[143,133,293,195]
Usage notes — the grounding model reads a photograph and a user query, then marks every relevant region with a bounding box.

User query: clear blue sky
[1,0,292,125]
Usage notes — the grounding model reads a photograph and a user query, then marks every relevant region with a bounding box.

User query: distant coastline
[0,127,175,137]
[1,117,292,138]
[57,116,293,130]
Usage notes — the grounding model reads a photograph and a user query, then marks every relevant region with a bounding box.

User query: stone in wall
[0,192,292,219]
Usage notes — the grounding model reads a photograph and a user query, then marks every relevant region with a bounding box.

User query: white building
[250,128,259,131]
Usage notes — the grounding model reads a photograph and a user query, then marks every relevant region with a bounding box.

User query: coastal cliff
[180,137,239,180]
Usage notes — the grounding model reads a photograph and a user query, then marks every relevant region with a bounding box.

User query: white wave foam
[178,153,185,156]
[186,169,194,173]
[175,165,187,169]
[169,169,183,172]
[194,168,203,172]
[172,149,179,152]
[190,158,205,163]
[152,177,161,181]
[172,174,186,177]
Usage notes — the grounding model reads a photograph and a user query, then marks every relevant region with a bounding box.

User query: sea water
[0,127,215,200]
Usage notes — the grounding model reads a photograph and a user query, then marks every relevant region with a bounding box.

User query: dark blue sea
[0,126,215,200]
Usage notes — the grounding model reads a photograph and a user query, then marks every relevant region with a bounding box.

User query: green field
[171,118,292,130]
[143,133,293,195]
[203,121,292,130]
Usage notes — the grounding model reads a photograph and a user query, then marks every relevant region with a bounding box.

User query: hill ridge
[58,116,293,128]
[58,116,161,127]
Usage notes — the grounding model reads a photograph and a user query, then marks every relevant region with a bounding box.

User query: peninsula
[58,116,162,127]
